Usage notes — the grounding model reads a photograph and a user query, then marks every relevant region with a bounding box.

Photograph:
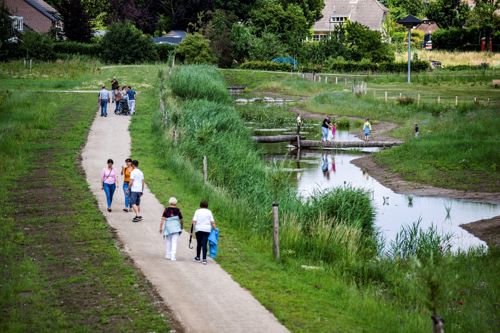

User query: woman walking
[101,159,118,212]
[192,200,216,264]
[159,197,183,261]
[121,158,134,212]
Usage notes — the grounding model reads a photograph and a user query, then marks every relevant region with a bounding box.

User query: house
[4,0,63,34]
[312,0,388,41]
[152,30,187,46]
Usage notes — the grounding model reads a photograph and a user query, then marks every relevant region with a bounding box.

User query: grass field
[0,67,172,331]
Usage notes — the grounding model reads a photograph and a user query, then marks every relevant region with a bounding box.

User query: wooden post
[325,77,328,84]
[319,76,322,83]
[335,77,338,84]
[272,203,280,261]
[437,96,441,104]
[29,59,32,73]
[399,92,402,98]
[344,78,347,86]
[487,98,490,105]
[417,93,420,106]
[455,96,458,106]
[385,91,388,103]
[203,156,208,184]
[474,97,477,104]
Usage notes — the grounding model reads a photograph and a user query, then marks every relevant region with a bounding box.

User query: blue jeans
[322,127,329,141]
[103,182,116,208]
[123,182,130,208]
[100,100,108,116]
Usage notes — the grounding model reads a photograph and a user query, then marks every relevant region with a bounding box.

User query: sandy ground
[81,107,289,333]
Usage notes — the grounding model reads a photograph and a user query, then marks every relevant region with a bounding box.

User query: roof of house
[25,0,62,22]
[152,30,187,45]
[313,0,389,32]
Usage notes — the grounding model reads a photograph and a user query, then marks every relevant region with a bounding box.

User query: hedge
[432,28,500,51]
[53,41,102,56]
[155,43,175,61]
[240,61,293,71]
[300,60,430,73]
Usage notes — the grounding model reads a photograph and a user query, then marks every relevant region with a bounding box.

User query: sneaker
[136,216,143,220]
[202,260,207,265]
[107,208,111,212]
[123,208,129,212]
[194,257,200,262]
[132,216,141,222]
[171,256,176,261]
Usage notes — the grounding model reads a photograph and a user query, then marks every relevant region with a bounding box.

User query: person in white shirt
[192,200,216,264]
[98,86,110,117]
[127,160,144,222]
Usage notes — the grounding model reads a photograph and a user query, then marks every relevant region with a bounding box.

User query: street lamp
[397,15,422,84]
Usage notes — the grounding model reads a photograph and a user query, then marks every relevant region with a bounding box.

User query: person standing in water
[159,197,183,261]
[321,116,331,142]
[363,118,372,141]
[330,118,337,142]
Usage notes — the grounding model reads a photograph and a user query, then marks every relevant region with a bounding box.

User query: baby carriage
[114,97,130,115]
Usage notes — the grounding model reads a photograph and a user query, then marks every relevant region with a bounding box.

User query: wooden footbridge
[252,135,403,149]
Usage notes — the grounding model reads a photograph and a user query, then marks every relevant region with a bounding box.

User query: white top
[130,168,144,192]
[192,208,215,233]
[99,89,109,100]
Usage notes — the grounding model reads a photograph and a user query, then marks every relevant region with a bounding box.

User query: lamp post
[397,15,422,84]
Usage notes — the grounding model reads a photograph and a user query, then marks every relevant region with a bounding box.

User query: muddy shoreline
[352,155,500,247]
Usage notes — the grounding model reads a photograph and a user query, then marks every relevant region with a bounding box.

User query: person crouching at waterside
[192,200,217,265]
[159,197,183,261]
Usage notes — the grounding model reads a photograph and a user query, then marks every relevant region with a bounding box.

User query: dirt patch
[352,155,500,246]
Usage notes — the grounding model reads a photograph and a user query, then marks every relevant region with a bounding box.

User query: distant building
[312,0,388,41]
[152,30,187,46]
[4,0,63,35]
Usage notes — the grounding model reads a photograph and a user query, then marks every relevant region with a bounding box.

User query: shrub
[53,41,102,56]
[397,96,415,105]
[176,33,216,64]
[22,31,56,61]
[299,60,430,73]
[169,65,231,104]
[336,118,350,130]
[100,22,158,64]
[240,61,293,71]
[154,43,175,62]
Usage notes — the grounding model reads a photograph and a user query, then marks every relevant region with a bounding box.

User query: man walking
[127,160,144,222]
[98,86,110,117]
[127,86,136,115]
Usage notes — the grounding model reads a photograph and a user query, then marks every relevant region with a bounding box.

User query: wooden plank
[252,135,305,143]
[293,140,403,148]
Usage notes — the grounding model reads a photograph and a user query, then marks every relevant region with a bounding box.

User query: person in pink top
[101,159,119,212]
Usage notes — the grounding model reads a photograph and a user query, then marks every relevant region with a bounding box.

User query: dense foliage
[176,33,216,65]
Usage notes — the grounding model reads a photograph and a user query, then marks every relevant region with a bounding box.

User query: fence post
[385,91,388,103]
[399,92,402,98]
[417,93,420,106]
[335,77,338,84]
[344,78,347,86]
[272,202,280,261]
[455,96,458,106]
[203,156,208,184]
[438,96,441,104]
[325,77,328,84]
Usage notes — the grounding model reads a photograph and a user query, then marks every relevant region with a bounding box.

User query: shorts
[130,191,141,206]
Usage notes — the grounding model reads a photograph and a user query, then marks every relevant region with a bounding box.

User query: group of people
[101,158,144,222]
[100,159,217,264]
[98,79,137,117]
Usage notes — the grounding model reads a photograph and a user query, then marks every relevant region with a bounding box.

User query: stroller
[114,96,130,116]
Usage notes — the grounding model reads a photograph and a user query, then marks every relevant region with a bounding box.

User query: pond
[255,128,500,251]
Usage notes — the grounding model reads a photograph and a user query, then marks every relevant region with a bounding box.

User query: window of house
[10,16,23,32]
[313,34,321,41]
[330,16,346,23]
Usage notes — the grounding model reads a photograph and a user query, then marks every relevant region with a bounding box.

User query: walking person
[192,200,217,265]
[363,118,372,141]
[127,86,136,115]
[114,87,123,114]
[121,158,134,212]
[321,116,331,142]
[111,78,119,103]
[159,197,183,261]
[98,85,110,117]
[101,159,119,212]
[127,160,144,222]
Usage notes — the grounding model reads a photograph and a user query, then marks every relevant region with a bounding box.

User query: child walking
[159,197,183,261]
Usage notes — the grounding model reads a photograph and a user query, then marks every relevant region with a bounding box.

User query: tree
[176,32,216,64]
[426,0,470,29]
[230,22,253,63]
[342,21,393,62]
[280,0,324,26]
[467,0,500,41]
[205,9,237,67]
[100,22,158,63]
[249,32,287,61]
[381,0,426,19]
[57,0,92,42]
[109,0,157,33]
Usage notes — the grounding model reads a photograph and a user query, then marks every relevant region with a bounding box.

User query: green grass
[0,88,171,331]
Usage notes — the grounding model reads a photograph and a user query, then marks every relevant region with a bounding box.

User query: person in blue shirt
[127,86,136,115]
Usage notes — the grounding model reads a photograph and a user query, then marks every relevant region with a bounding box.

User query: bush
[299,60,430,73]
[169,65,230,104]
[100,22,158,64]
[22,31,55,61]
[240,61,293,71]
[53,41,102,56]
[176,33,216,64]
[431,27,500,51]
[397,96,415,105]
[154,43,175,62]
[336,118,350,130]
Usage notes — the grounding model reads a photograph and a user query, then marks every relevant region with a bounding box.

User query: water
[257,130,500,251]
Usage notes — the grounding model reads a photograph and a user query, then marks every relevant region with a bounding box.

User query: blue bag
[208,228,219,259]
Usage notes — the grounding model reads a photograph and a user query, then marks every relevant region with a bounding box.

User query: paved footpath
[81,107,289,333]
